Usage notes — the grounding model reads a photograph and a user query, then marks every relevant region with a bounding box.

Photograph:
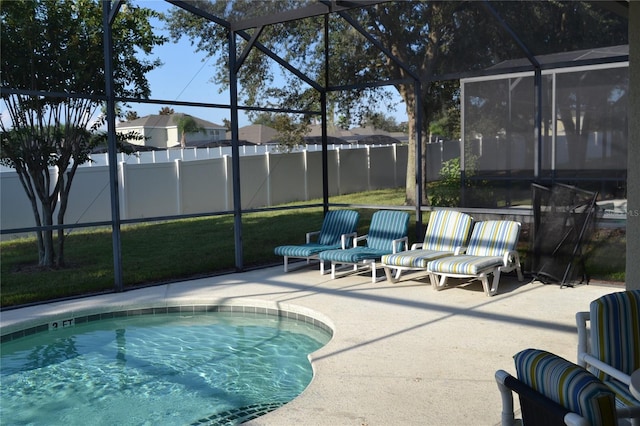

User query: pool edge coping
[0,297,336,344]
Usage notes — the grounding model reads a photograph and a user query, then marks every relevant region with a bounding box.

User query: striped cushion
[317,210,360,246]
[274,210,359,257]
[275,243,340,257]
[319,247,391,263]
[466,220,520,257]
[422,210,473,252]
[589,290,640,380]
[514,349,617,426]
[604,377,640,407]
[318,211,409,264]
[380,210,473,268]
[381,249,453,268]
[427,254,503,275]
[365,210,410,251]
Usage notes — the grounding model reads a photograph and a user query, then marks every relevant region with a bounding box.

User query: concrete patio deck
[0,264,625,425]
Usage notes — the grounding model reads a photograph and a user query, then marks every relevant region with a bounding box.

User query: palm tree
[176,114,203,148]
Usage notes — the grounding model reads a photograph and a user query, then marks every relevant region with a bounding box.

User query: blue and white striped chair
[426,220,523,296]
[496,348,620,426]
[274,209,360,274]
[380,209,473,283]
[576,290,640,424]
[318,210,410,283]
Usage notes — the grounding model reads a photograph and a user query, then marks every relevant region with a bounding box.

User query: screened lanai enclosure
[459,46,629,207]
[0,0,636,299]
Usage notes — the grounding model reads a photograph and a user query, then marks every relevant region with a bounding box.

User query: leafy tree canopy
[1,0,166,267]
[164,1,626,204]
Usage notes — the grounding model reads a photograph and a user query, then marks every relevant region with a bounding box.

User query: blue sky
[130,1,240,126]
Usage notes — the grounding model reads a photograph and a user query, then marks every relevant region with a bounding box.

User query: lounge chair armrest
[454,246,467,255]
[575,311,590,368]
[495,370,518,426]
[503,250,520,267]
[353,233,368,247]
[577,353,631,385]
[496,367,594,426]
[340,232,358,249]
[391,236,408,254]
[411,242,423,250]
[305,230,321,244]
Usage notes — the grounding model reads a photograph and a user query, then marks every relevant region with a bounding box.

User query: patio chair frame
[426,220,524,296]
[319,210,410,284]
[380,209,474,284]
[274,209,360,274]
[576,290,640,425]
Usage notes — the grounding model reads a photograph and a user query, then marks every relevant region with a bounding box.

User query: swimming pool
[0,304,333,425]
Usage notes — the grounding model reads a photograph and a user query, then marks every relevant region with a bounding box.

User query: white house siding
[166,127,179,147]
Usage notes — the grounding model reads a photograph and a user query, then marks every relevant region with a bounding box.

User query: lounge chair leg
[283,257,289,273]
[490,271,501,296]
[437,274,448,291]
[320,261,325,275]
[331,263,337,280]
[482,270,501,296]
[429,273,439,290]
[384,266,397,283]
[430,274,447,291]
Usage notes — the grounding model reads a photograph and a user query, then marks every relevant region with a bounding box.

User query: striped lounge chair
[380,209,473,283]
[496,348,619,426]
[576,290,640,424]
[318,210,410,283]
[426,220,523,296]
[274,209,360,274]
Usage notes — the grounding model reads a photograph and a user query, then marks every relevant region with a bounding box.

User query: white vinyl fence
[1,144,410,232]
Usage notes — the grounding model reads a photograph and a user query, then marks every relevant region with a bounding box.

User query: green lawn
[1,188,625,308]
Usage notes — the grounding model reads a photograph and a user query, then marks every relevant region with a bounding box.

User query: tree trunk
[405,97,418,206]
[12,164,57,267]
[559,106,588,170]
[56,164,79,267]
[39,204,55,267]
[399,83,430,206]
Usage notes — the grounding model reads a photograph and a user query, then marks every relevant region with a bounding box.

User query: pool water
[0,310,331,425]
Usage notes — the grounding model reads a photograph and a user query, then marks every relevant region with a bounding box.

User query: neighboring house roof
[306,124,355,138]
[116,113,226,130]
[306,124,408,144]
[358,134,404,145]
[225,124,281,144]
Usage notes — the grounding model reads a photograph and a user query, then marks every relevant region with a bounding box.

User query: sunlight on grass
[0,188,625,307]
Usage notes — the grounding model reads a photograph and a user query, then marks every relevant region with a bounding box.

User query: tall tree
[1,0,165,267]
[165,2,494,204]
[165,1,626,205]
